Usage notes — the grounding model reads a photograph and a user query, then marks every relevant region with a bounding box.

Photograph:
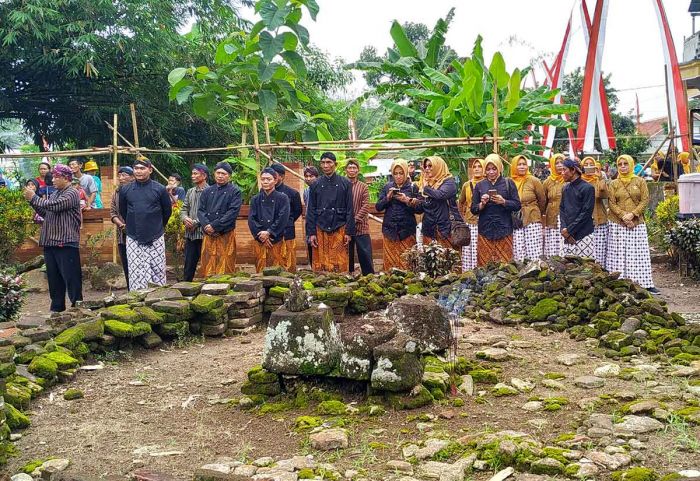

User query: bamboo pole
[0,148,115,159]
[130,103,140,148]
[252,119,261,190]
[493,84,500,154]
[112,114,118,264]
[264,116,272,164]
[641,132,672,172]
[103,121,169,183]
[241,111,248,147]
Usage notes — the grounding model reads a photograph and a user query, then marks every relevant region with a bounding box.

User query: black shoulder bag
[507,179,524,230]
[449,196,470,247]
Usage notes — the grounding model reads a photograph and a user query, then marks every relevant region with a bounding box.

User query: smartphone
[389,187,400,192]
[584,166,596,174]
[488,189,498,198]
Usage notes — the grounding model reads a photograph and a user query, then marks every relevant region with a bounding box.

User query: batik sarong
[200,229,237,277]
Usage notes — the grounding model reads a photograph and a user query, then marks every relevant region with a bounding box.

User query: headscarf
[214,161,233,175]
[390,158,410,187]
[51,164,73,181]
[470,158,485,182]
[509,154,530,192]
[548,153,565,183]
[563,158,583,174]
[581,157,598,184]
[118,166,134,176]
[616,155,636,184]
[134,156,152,168]
[680,151,691,174]
[419,156,452,193]
[483,153,504,180]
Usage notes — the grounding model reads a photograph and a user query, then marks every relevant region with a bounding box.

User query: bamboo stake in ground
[112,113,119,264]
[130,103,140,149]
[252,119,261,190]
[493,84,500,154]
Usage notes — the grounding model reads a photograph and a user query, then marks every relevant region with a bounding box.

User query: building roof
[637,117,666,138]
[691,0,700,14]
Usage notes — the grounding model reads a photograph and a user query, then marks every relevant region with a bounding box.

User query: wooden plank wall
[16,165,388,267]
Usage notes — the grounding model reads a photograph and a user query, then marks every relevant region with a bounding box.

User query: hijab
[548,153,565,183]
[616,155,636,184]
[483,153,504,183]
[419,156,452,194]
[581,156,598,184]
[390,158,410,188]
[509,155,530,192]
[470,158,485,183]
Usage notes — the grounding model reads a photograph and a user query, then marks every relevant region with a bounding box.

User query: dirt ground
[6,264,700,479]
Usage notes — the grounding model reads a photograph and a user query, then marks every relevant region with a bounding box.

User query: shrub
[0,189,37,264]
[647,195,679,254]
[165,202,185,279]
[666,218,700,278]
[0,271,26,322]
[403,241,460,278]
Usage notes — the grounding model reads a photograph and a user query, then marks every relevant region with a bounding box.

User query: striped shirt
[350,179,370,236]
[180,185,206,240]
[30,187,81,247]
[110,188,126,245]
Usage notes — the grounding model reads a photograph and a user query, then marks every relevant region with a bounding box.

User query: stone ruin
[261,280,454,404]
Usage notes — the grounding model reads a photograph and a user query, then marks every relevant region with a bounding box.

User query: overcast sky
[257,0,694,123]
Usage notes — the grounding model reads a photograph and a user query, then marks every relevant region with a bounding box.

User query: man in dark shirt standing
[270,163,302,272]
[305,152,355,273]
[24,164,83,311]
[560,158,595,258]
[110,166,135,288]
[248,168,290,273]
[119,156,172,290]
[197,161,242,276]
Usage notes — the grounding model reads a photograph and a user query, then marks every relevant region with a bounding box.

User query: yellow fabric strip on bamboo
[477,234,513,267]
[312,227,348,273]
[200,230,237,276]
[253,240,287,273]
[383,235,416,271]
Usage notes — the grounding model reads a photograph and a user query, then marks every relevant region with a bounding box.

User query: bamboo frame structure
[112,114,119,264]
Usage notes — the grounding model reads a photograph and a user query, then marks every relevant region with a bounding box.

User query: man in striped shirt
[24,164,83,312]
[345,159,375,275]
[180,164,209,281]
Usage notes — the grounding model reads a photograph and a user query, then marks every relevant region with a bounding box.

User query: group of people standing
[24,149,658,314]
[454,153,656,293]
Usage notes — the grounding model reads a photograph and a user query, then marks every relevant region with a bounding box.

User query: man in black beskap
[24,164,83,312]
[560,158,595,258]
[270,163,302,272]
[119,156,172,290]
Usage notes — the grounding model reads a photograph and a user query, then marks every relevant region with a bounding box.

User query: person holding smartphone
[375,158,421,270]
[457,158,485,271]
[470,154,521,266]
[543,153,566,257]
[581,157,609,265]
[510,155,546,262]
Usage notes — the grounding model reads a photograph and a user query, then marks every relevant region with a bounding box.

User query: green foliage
[0,189,36,265]
[403,241,460,278]
[0,0,250,150]
[666,219,700,278]
[165,202,185,279]
[647,195,679,253]
[354,15,577,177]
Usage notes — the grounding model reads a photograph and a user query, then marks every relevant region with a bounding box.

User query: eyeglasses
[424,164,433,169]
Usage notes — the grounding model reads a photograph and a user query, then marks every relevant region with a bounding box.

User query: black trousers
[183,238,203,282]
[118,242,129,290]
[349,234,375,275]
[44,246,83,312]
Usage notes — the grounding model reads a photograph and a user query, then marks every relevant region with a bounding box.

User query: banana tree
[355,15,577,177]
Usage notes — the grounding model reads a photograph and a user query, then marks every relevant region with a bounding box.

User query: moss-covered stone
[268,286,290,299]
[54,326,84,350]
[74,319,105,341]
[491,384,518,397]
[468,369,499,384]
[386,385,433,410]
[247,366,278,384]
[133,306,166,325]
[0,362,16,378]
[4,403,30,430]
[157,321,189,337]
[674,406,700,425]
[529,298,558,321]
[28,355,58,379]
[611,467,659,481]
[672,352,700,366]
[0,345,16,363]
[297,468,315,479]
[63,388,84,400]
[317,400,347,415]
[294,415,323,431]
[101,304,143,323]
[190,294,224,314]
[240,380,281,396]
[4,382,32,409]
[104,320,151,338]
[43,351,79,370]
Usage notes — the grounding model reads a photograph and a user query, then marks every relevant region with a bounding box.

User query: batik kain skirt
[383,235,416,271]
[513,222,543,262]
[254,239,287,273]
[605,222,655,289]
[312,226,349,273]
[477,234,514,267]
[544,216,563,258]
[461,224,479,271]
[200,229,237,277]
[593,223,609,266]
[561,233,594,258]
